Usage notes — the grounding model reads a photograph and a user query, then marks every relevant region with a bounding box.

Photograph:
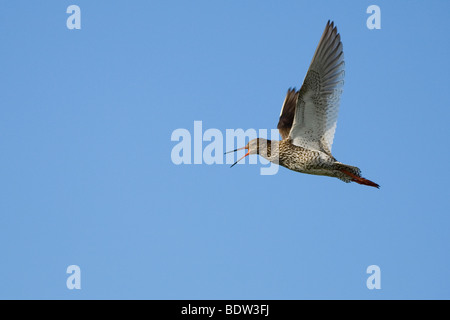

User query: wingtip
[287,87,297,93]
[328,20,334,29]
[326,20,339,33]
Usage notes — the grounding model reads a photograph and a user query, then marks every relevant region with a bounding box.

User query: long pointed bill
[230,151,250,168]
[224,146,246,154]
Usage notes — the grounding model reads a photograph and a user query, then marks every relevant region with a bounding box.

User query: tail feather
[340,169,380,189]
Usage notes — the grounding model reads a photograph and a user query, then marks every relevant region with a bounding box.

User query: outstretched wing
[289,20,345,157]
[277,88,298,140]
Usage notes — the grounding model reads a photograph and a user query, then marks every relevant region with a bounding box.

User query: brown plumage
[228,21,379,188]
[277,88,298,140]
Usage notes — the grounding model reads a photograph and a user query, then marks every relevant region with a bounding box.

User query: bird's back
[277,139,335,173]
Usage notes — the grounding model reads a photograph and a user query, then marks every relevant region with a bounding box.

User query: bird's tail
[340,168,380,189]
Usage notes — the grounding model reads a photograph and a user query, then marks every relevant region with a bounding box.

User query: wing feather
[277,88,299,140]
[289,20,345,157]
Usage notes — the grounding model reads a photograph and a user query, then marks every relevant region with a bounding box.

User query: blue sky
[0,1,449,299]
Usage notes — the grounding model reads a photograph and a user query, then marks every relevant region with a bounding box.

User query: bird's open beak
[225,146,249,168]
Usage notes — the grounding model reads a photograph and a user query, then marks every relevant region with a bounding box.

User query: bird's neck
[258,139,280,163]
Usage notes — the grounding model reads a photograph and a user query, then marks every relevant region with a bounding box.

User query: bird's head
[226,138,270,167]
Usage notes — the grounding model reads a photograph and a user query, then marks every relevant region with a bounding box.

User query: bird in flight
[228,21,379,188]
